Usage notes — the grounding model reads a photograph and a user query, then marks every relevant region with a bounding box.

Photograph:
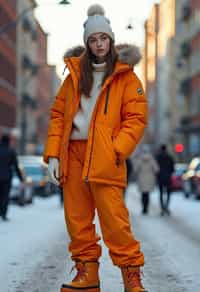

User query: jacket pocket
[90,125,126,184]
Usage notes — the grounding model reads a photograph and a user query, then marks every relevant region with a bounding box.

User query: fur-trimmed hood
[64,44,141,66]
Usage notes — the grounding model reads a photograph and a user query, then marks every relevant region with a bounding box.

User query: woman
[44,4,148,292]
[134,145,159,214]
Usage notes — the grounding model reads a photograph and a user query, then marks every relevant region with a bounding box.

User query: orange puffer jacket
[43,45,147,187]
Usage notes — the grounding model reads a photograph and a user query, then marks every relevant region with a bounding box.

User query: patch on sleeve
[137,87,143,95]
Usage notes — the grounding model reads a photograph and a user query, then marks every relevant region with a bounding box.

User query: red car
[171,163,187,191]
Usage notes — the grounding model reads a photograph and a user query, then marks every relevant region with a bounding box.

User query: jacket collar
[63,44,141,88]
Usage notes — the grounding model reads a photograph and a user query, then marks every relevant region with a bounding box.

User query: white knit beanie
[83,4,115,45]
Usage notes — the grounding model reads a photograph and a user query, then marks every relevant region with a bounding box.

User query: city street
[0,184,200,292]
[1,1,200,291]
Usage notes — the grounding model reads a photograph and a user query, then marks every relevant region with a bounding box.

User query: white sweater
[70,62,106,140]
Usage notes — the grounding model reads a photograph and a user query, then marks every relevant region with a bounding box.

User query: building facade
[0,0,17,137]
[144,0,200,159]
[144,4,159,147]
[175,0,200,157]
[156,0,176,148]
[35,21,61,154]
[16,0,38,154]
[144,0,184,155]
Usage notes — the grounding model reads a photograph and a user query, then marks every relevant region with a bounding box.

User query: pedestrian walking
[44,4,148,292]
[156,144,175,216]
[0,135,24,221]
[134,145,159,215]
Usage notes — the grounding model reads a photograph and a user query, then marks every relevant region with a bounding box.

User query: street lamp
[126,23,133,30]
[59,0,71,4]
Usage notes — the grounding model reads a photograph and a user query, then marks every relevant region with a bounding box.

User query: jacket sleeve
[113,72,148,160]
[43,76,69,163]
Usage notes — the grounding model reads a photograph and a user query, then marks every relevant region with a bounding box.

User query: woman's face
[88,32,110,62]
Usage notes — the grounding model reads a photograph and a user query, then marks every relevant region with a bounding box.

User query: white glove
[48,158,60,185]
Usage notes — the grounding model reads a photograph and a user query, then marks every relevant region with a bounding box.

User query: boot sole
[61,285,100,292]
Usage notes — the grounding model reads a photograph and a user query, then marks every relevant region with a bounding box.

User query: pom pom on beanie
[87,4,105,16]
[83,4,115,44]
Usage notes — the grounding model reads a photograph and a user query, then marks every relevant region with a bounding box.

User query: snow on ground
[0,195,68,292]
[0,185,200,292]
[125,184,200,292]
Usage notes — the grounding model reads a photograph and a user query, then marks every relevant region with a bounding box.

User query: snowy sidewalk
[0,196,68,292]
[125,184,200,292]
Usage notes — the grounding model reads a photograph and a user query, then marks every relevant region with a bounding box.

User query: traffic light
[175,143,184,153]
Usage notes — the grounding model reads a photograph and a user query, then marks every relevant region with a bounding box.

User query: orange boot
[61,261,100,292]
[121,266,147,292]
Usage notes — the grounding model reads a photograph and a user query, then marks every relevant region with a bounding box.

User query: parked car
[182,157,200,199]
[170,163,187,191]
[10,167,33,205]
[18,155,44,167]
[192,162,200,200]
[18,156,53,197]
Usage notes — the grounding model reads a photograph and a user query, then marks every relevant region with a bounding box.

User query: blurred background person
[0,135,24,221]
[134,145,159,215]
[156,144,175,216]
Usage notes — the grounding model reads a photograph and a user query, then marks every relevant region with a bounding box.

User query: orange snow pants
[63,140,144,267]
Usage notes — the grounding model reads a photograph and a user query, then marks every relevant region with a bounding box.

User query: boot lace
[127,269,143,288]
[70,262,86,282]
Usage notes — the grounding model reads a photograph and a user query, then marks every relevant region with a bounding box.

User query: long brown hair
[79,40,118,97]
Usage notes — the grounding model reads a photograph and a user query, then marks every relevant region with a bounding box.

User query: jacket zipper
[85,122,95,183]
[85,85,111,182]
[104,86,110,114]
[84,96,100,182]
